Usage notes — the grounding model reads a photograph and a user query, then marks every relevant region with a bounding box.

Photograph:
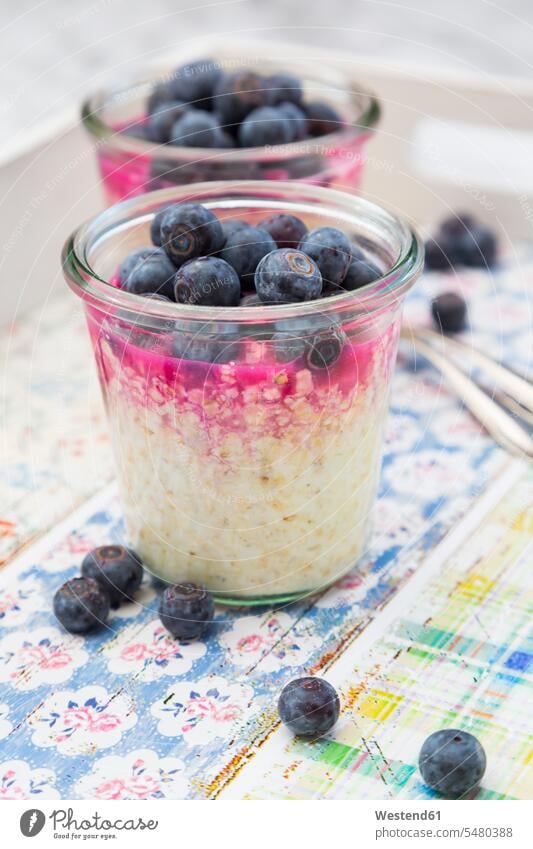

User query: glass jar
[63,181,422,604]
[82,55,380,205]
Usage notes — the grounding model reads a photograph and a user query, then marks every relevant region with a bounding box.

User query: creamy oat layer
[94,322,397,599]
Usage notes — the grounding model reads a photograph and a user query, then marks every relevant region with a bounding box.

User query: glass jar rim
[81,62,380,161]
[62,180,423,324]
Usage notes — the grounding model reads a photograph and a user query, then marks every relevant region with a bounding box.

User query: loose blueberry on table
[278,677,340,736]
[419,729,486,798]
[53,577,111,634]
[158,581,214,641]
[122,58,344,149]
[53,549,216,644]
[54,548,146,633]
[431,291,468,334]
[425,214,497,272]
[81,545,144,608]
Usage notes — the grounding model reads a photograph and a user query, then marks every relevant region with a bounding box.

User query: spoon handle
[402,329,533,460]
[415,326,533,413]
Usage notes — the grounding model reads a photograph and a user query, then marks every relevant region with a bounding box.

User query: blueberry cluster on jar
[119,201,381,312]
[124,58,344,149]
[82,55,380,202]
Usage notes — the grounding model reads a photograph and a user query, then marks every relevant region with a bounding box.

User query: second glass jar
[82,54,380,205]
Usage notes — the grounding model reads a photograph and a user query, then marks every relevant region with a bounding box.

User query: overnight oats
[63,182,422,603]
[82,54,380,205]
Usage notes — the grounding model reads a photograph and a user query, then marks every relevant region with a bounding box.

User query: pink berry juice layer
[87,308,399,599]
[97,128,368,205]
[90,311,396,445]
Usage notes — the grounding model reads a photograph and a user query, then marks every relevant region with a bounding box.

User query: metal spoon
[401,326,533,460]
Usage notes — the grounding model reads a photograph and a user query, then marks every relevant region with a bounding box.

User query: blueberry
[424,236,460,271]
[214,129,236,148]
[166,58,222,108]
[81,545,144,608]
[121,248,177,299]
[255,248,323,303]
[306,319,347,369]
[174,256,240,306]
[342,257,381,291]
[419,729,486,798]
[305,101,343,136]
[299,226,351,287]
[431,292,468,333]
[238,106,292,147]
[440,213,477,239]
[53,577,110,634]
[158,581,214,641]
[222,218,249,242]
[278,677,340,736]
[212,71,272,126]
[274,314,346,368]
[258,213,308,249]
[150,207,169,246]
[321,286,341,298]
[349,241,366,261]
[271,330,306,363]
[146,101,188,143]
[147,80,177,114]
[119,247,159,285]
[427,216,497,270]
[171,328,241,363]
[220,226,277,288]
[267,72,304,106]
[160,203,225,267]
[170,109,222,147]
[457,224,497,268]
[278,102,308,141]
